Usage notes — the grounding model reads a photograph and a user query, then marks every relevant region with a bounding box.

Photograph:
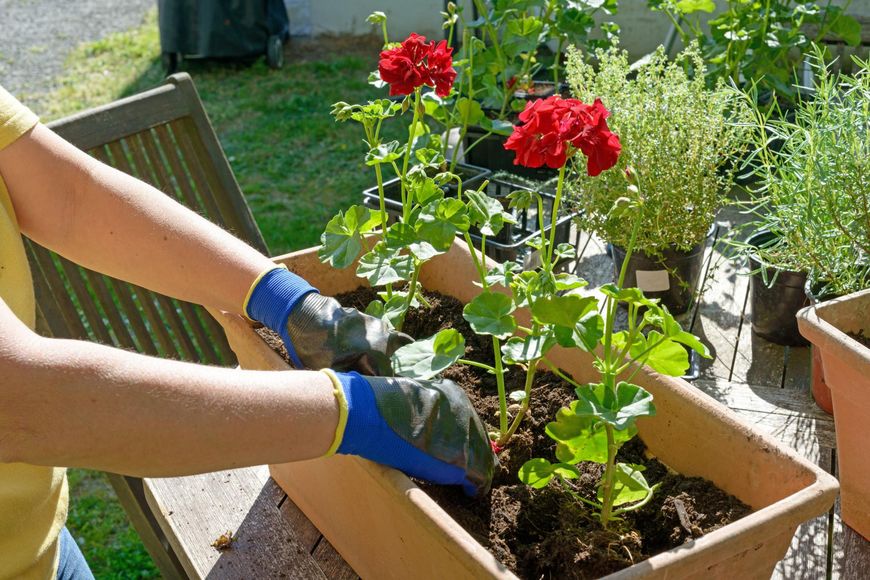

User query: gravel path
[0,0,154,110]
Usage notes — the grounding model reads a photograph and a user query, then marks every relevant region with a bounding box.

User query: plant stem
[547,164,568,266]
[498,360,537,446]
[459,358,495,373]
[396,261,421,332]
[373,162,388,234]
[400,89,423,221]
[599,424,618,528]
[493,335,508,436]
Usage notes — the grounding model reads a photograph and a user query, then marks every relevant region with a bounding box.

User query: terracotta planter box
[214,241,838,579]
[798,288,870,539]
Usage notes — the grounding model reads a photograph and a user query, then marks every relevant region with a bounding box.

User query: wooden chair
[27,73,269,578]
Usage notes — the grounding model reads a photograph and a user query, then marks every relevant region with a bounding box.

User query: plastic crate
[363,174,577,269]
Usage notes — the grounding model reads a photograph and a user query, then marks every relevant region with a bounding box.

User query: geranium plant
[322,28,498,331]
[392,93,708,477]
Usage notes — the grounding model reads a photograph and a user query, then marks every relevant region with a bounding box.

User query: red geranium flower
[503,95,621,175]
[378,33,457,97]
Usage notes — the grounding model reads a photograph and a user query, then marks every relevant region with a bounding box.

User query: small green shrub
[565,42,752,255]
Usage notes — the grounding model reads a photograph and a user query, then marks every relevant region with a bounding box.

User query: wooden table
[143,204,869,579]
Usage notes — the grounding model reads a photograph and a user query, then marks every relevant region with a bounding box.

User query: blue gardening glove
[322,370,496,497]
[245,266,411,375]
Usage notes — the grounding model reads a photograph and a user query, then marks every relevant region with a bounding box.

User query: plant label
[636,269,670,292]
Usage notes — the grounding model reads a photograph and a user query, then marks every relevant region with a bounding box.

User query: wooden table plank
[830,453,870,579]
[694,379,836,461]
[731,287,789,387]
[691,208,754,382]
[145,467,329,579]
[783,345,813,392]
[773,449,835,580]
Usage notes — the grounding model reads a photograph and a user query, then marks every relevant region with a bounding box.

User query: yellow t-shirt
[0,86,66,579]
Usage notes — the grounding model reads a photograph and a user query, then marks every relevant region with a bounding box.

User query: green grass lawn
[36,8,398,577]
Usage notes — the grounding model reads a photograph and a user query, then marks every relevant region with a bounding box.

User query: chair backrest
[27,73,267,366]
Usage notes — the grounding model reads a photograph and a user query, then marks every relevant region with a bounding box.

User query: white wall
[285,1,868,61]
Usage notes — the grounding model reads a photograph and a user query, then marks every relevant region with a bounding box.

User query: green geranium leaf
[674,0,715,14]
[356,245,414,286]
[416,199,469,253]
[633,331,690,377]
[598,463,652,507]
[384,223,417,251]
[507,189,538,211]
[554,243,577,262]
[555,273,589,291]
[547,409,637,464]
[600,284,659,309]
[531,294,597,328]
[519,458,554,489]
[365,141,403,166]
[479,117,515,136]
[319,206,382,269]
[485,261,521,288]
[829,13,861,46]
[502,333,555,364]
[645,306,710,358]
[573,382,655,430]
[456,97,485,126]
[391,329,465,380]
[466,189,514,237]
[415,148,446,169]
[463,291,517,339]
[554,307,605,352]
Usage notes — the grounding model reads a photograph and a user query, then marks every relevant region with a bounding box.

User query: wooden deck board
[144,467,331,579]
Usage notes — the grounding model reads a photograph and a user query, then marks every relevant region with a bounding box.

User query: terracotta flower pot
[798,288,870,540]
[213,240,838,579]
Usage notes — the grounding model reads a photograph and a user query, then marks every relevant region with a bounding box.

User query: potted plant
[212,72,836,577]
[565,41,752,314]
[457,0,621,178]
[646,0,861,108]
[798,290,870,540]
[736,53,869,412]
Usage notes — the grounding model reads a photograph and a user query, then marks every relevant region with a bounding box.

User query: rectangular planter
[798,288,870,539]
[214,240,838,579]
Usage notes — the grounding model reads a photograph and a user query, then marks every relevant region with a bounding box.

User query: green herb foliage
[648,0,861,106]
[734,49,870,297]
[565,42,752,255]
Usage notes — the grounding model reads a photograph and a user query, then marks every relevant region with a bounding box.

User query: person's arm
[0,122,409,375]
[0,296,339,476]
[0,123,273,315]
[0,298,494,494]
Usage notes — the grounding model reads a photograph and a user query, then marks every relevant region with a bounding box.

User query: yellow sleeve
[0,85,39,151]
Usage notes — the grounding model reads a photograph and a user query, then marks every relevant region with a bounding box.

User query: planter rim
[251,242,840,577]
[798,288,870,371]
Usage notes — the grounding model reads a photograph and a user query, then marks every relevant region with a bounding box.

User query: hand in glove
[245,266,411,375]
[322,370,495,496]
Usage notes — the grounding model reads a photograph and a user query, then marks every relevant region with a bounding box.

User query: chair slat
[27,241,89,340]
[56,256,114,344]
[83,270,138,350]
[104,277,162,357]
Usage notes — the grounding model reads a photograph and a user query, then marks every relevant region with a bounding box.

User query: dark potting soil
[847,330,870,349]
[261,287,751,579]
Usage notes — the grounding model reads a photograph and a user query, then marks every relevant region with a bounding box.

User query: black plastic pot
[611,234,709,316]
[747,230,809,346]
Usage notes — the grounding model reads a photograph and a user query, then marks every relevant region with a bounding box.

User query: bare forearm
[3,124,275,314]
[1,331,338,476]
